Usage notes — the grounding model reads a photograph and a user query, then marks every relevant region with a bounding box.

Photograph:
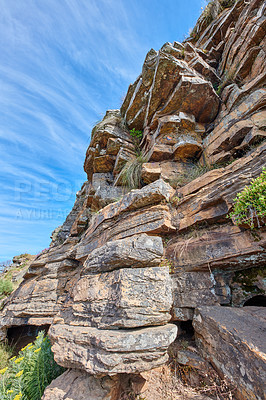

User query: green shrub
[220,0,236,9]
[0,331,65,400]
[129,128,142,140]
[129,128,143,156]
[229,167,266,229]
[0,280,13,297]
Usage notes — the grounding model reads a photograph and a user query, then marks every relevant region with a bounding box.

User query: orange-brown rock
[141,160,187,184]
[166,224,266,272]
[93,154,116,173]
[83,109,133,180]
[174,143,266,232]
[121,42,219,132]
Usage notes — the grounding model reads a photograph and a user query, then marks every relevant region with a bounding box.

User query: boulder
[193,306,266,400]
[171,307,194,322]
[141,160,188,185]
[50,323,178,375]
[57,266,172,329]
[75,180,175,261]
[175,349,208,370]
[148,144,174,161]
[83,110,133,179]
[121,42,219,130]
[204,108,266,164]
[42,369,117,400]
[83,234,163,273]
[171,272,219,311]
[93,155,116,173]
[76,204,175,261]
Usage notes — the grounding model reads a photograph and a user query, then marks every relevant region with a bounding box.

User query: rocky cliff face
[1,0,265,399]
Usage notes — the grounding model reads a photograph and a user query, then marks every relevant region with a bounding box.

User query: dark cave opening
[243,295,266,307]
[7,324,50,353]
[180,320,194,336]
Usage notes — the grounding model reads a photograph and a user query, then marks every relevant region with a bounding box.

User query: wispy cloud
[0,0,202,261]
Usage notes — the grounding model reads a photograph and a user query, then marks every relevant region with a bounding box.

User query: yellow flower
[21,342,32,351]
[34,347,41,353]
[15,369,23,378]
[0,367,8,374]
[27,345,34,350]
[14,357,24,364]
[9,356,16,362]
[7,390,14,394]
[13,394,22,400]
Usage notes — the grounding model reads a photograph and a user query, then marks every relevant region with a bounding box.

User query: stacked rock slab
[49,231,177,375]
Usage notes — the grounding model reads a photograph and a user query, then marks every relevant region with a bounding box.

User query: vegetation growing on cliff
[229,167,266,229]
[0,343,13,370]
[117,128,146,189]
[169,162,217,188]
[0,280,13,298]
[119,154,146,189]
[191,0,237,41]
[0,331,64,400]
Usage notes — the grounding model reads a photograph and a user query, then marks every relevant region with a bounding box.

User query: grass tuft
[118,154,147,189]
[0,343,13,370]
[169,162,217,189]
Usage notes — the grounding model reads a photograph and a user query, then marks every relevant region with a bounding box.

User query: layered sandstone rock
[171,272,219,322]
[193,306,266,400]
[50,323,177,375]
[42,369,117,400]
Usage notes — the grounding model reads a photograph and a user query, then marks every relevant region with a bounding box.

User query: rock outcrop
[1,0,265,399]
[193,306,266,400]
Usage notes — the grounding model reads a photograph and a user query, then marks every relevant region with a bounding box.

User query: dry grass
[169,162,217,189]
[169,341,236,400]
[0,341,13,369]
[118,154,147,189]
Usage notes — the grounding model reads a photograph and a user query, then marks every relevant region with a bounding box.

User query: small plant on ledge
[228,167,266,229]
[117,128,145,190]
[118,153,147,190]
[129,128,143,156]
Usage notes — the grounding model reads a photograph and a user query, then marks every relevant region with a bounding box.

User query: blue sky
[0,0,205,262]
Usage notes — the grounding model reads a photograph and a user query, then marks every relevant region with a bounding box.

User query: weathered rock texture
[1,0,266,398]
[42,369,118,400]
[193,306,266,400]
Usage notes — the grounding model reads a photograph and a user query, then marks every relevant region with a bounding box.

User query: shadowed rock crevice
[243,295,266,307]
